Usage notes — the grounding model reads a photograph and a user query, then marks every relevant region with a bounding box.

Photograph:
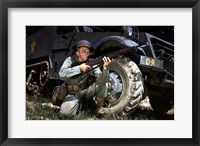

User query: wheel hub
[107,71,123,103]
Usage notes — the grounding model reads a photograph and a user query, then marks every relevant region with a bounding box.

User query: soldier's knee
[60,95,79,116]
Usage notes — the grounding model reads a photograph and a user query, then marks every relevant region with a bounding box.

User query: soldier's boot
[93,96,105,116]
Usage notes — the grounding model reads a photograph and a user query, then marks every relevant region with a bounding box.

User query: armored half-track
[26,26,174,117]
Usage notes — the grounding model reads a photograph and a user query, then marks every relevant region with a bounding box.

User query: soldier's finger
[103,57,106,63]
[86,64,90,67]
[85,65,90,69]
[104,56,108,62]
[87,66,91,70]
[107,57,111,62]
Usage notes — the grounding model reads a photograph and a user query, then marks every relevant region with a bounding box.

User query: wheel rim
[106,70,123,106]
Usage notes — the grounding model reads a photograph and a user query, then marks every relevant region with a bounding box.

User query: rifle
[78,47,134,78]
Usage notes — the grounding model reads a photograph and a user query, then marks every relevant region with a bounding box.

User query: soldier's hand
[103,57,112,70]
[80,63,91,72]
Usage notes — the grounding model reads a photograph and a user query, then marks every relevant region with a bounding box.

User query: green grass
[26,95,130,120]
[26,94,171,120]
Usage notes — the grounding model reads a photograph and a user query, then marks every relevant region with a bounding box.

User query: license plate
[145,57,156,66]
[139,56,164,69]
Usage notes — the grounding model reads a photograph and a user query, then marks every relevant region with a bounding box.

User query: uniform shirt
[59,55,108,88]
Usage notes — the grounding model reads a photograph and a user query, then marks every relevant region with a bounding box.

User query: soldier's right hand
[80,63,91,72]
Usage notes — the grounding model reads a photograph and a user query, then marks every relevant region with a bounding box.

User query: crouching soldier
[59,40,112,117]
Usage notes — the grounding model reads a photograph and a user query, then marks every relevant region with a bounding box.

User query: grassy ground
[26,94,173,120]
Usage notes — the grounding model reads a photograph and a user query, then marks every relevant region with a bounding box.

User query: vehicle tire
[98,56,144,118]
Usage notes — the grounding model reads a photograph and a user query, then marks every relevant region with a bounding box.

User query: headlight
[127,27,133,36]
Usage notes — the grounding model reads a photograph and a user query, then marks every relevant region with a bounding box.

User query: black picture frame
[0,0,199,146]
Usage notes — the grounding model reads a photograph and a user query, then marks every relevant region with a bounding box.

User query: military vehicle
[26,26,174,117]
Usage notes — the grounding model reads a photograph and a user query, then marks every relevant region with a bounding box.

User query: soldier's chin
[80,58,88,63]
[83,57,89,62]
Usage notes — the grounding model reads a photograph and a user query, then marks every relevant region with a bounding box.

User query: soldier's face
[76,47,91,62]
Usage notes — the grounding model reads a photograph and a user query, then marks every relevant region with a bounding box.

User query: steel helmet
[72,40,94,52]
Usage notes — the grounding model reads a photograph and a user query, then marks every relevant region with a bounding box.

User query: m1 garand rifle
[78,47,134,96]
[85,47,134,72]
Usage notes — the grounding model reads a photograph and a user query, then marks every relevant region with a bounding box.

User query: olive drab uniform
[59,55,109,116]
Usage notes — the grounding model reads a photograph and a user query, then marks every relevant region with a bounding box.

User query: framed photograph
[0,0,199,146]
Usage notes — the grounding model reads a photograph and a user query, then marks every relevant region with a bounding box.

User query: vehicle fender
[94,36,139,51]
[93,36,145,63]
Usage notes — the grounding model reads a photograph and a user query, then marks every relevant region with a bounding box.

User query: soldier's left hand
[103,57,112,70]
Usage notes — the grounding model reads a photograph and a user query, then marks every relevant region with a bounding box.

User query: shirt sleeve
[94,66,109,84]
[92,65,102,78]
[59,57,81,81]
